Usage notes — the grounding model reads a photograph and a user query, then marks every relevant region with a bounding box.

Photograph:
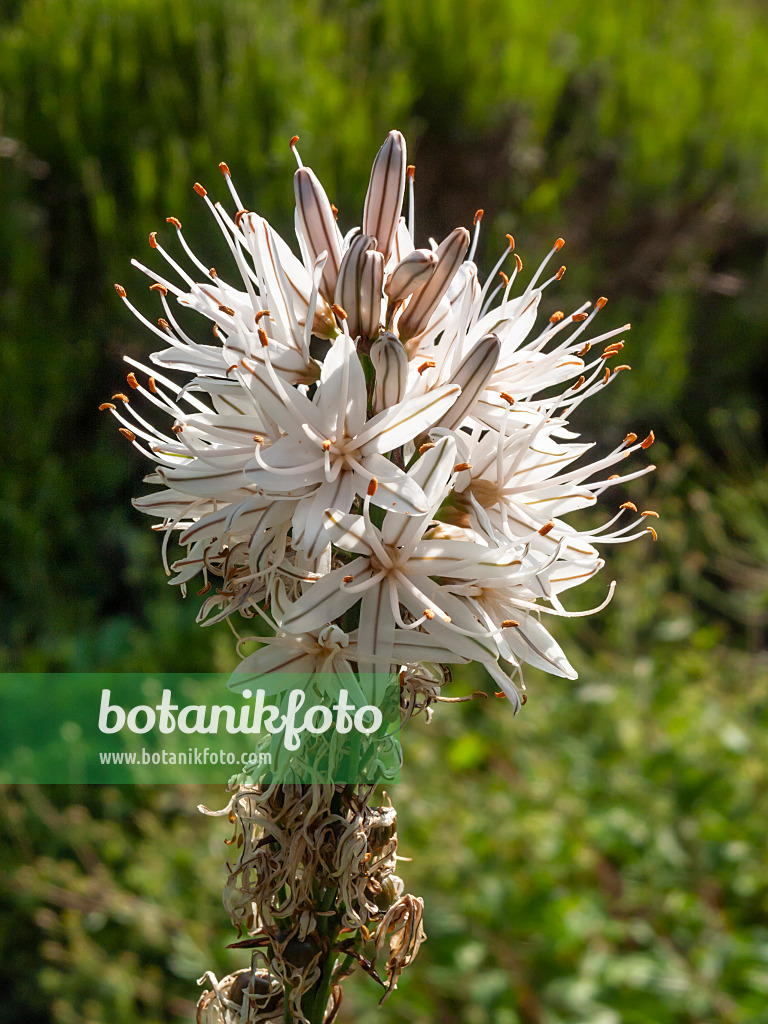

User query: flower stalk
[110,128,656,1021]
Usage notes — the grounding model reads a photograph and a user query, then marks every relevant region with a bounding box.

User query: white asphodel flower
[107,128,656,706]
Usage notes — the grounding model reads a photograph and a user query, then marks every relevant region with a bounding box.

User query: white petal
[358,384,461,455]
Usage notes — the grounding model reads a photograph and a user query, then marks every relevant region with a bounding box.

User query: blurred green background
[1,0,768,1021]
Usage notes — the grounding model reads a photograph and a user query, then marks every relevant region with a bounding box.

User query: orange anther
[646,526,658,541]
[554,237,565,251]
[419,442,435,453]
[499,270,509,286]
[474,209,484,225]
[514,253,523,272]
[453,463,472,472]
[641,510,659,518]
[235,209,248,227]
[576,342,591,356]
[118,427,136,441]
[193,182,207,197]
[641,431,655,449]
[114,283,126,298]
[550,311,565,324]
[613,364,631,374]
[166,216,182,229]
[112,392,129,403]
[331,204,339,220]
[126,372,139,389]
[406,165,415,181]
[572,375,585,390]
[218,304,235,316]
[343,575,354,583]
[506,234,515,251]
[500,392,515,405]
[538,520,555,536]
[367,478,378,496]
[219,161,231,176]
[572,312,589,323]
[417,360,436,375]
[501,620,519,628]
[624,432,638,445]
[424,609,435,620]
[331,303,348,320]
[98,402,116,412]
[258,328,269,347]
[555,265,566,280]
[149,283,168,294]
[290,135,300,149]
[620,501,638,511]
[595,296,608,310]
[148,378,158,394]
[254,310,272,323]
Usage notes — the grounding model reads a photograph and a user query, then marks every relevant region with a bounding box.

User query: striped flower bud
[397,226,470,342]
[294,167,342,302]
[363,130,407,264]
[335,234,377,338]
[435,333,501,430]
[359,250,385,340]
[370,332,408,414]
[384,249,438,302]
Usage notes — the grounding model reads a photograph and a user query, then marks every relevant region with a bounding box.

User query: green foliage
[1,0,767,1020]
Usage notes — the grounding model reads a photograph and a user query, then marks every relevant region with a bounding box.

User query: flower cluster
[107,130,656,707]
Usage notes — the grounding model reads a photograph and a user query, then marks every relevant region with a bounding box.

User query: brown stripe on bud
[294,167,342,301]
[363,130,407,263]
[398,226,470,341]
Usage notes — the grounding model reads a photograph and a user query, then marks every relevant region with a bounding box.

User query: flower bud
[359,250,385,339]
[397,226,470,342]
[435,333,501,430]
[384,249,438,302]
[371,332,408,413]
[335,234,378,338]
[294,167,342,302]
[363,130,407,264]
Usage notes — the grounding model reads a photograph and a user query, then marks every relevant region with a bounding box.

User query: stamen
[538,521,555,536]
[112,393,129,403]
[641,510,659,518]
[501,620,519,628]
[289,135,303,168]
[646,526,658,541]
[469,209,483,262]
[119,427,136,441]
[126,373,139,389]
[407,165,415,239]
[641,431,655,449]
[193,182,207,197]
[99,402,116,411]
